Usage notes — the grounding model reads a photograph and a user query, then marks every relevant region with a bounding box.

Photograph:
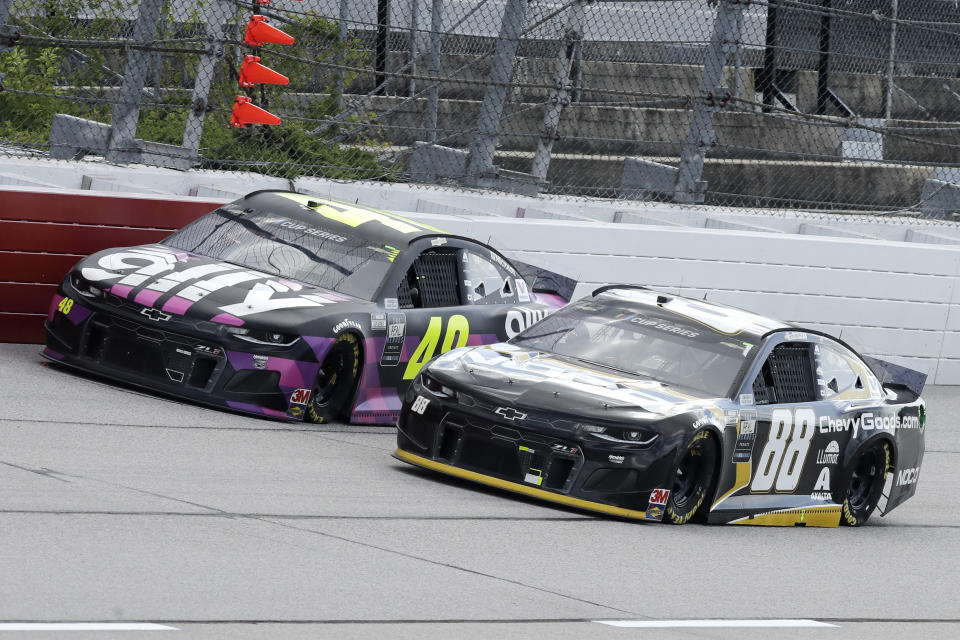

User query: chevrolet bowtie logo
[140,307,171,322]
[495,406,527,421]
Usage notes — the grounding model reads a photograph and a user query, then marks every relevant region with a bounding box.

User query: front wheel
[841,440,890,526]
[306,333,361,424]
[665,430,718,525]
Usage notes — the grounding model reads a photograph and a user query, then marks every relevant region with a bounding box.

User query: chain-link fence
[3,0,960,215]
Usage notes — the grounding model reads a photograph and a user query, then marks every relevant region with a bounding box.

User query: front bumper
[394,449,648,520]
[43,290,328,421]
[396,386,680,520]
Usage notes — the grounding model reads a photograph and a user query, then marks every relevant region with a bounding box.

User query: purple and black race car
[43,190,570,424]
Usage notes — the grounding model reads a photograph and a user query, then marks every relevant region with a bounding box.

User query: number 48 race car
[43,191,571,424]
[395,286,926,527]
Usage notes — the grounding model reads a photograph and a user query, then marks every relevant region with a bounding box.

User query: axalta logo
[816,440,840,465]
[810,466,832,501]
[896,467,920,486]
[819,413,920,437]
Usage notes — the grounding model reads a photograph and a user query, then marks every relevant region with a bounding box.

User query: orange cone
[244,15,295,47]
[239,55,290,87]
[230,96,282,127]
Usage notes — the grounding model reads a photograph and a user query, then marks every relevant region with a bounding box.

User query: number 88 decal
[750,408,815,492]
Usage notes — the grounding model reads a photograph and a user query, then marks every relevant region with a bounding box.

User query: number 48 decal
[750,408,815,493]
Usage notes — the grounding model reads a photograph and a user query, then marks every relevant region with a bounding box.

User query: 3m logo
[289,388,311,405]
[649,488,671,507]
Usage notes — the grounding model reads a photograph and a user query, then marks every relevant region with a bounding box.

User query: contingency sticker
[516,279,531,302]
[370,312,387,331]
[732,410,757,463]
[645,487,671,522]
[380,312,406,366]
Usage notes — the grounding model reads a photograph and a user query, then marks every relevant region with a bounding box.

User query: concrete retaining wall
[402,213,960,385]
[3,158,960,384]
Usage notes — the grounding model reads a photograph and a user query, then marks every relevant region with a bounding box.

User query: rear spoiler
[862,355,927,398]
[511,259,577,302]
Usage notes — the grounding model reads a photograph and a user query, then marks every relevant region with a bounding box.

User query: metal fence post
[182,0,231,157]
[673,0,743,204]
[0,0,12,27]
[408,0,419,97]
[531,0,586,182]
[106,0,165,163]
[758,1,777,111]
[422,0,444,142]
[375,0,390,95]
[884,0,899,120]
[466,0,528,181]
[816,0,833,115]
[336,0,349,109]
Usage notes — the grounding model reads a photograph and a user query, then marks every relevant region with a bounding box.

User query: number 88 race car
[395,285,925,527]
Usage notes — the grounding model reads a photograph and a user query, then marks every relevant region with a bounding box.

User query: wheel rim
[671,443,707,509]
[313,350,344,406]
[848,448,882,510]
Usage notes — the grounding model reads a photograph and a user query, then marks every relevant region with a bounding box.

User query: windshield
[509,297,755,397]
[164,206,395,299]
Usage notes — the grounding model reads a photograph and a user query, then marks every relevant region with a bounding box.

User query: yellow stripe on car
[276,193,445,234]
[729,505,841,527]
[394,449,649,521]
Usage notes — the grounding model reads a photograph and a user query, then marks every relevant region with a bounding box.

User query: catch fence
[3,0,960,215]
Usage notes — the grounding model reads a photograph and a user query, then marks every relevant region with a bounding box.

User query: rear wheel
[306,333,361,424]
[841,441,890,526]
[665,430,718,525]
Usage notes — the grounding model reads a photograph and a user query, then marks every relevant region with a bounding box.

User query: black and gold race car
[43,190,570,424]
[395,285,926,527]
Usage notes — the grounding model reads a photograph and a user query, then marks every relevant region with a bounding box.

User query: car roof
[239,190,448,249]
[593,285,790,342]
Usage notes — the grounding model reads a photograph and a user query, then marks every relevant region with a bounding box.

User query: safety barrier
[0,187,223,342]
[4,179,959,384]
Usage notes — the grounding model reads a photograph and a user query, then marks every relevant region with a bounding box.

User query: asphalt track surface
[1,342,958,639]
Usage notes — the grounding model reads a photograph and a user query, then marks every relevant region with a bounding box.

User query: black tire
[306,333,361,424]
[665,430,718,525]
[841,440,890,527]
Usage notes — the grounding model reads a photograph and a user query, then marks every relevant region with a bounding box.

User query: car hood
[427,342,721,422]
[75,244,358,327]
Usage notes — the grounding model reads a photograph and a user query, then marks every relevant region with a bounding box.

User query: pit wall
[2,159,959,384]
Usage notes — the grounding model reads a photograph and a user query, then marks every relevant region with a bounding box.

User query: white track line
[0,623,177,631]
[595,619,838,629]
